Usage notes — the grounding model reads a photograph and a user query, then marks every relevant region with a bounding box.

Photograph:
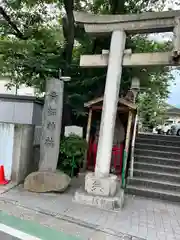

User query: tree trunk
[63,0,75,74]
[109,0,125,14]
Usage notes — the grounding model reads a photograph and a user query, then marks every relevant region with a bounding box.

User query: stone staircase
[126,133,180,202]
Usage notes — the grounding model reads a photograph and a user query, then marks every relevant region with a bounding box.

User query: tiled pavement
[0,180,180,239]
[0,198,143,240]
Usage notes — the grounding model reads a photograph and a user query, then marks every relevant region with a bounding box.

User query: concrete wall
[11,125,36,183]
[0,93,44,182]
[0,94,43,125]
[33,126,42,172]
[0,101,33,124]
[32,104,43,126]
[0,94,44,183]
[0,123,42,183]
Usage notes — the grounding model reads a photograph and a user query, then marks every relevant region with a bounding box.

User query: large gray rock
[24,171,71,193]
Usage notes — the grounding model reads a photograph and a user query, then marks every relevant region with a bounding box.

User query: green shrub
[58,134,88,177]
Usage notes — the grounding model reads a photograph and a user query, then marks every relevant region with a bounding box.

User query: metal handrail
[130,114,138,178]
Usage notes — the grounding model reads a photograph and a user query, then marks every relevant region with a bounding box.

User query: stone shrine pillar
[74,30,126,210]
[95,30,126,177]
[39,78,64,171]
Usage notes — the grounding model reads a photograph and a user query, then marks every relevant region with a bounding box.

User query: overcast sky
[168,70,180,107]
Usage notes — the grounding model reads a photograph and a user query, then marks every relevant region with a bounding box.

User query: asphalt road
[0,231,19,240]
[0,210,80,240]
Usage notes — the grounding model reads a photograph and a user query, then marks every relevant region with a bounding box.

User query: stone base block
[85,172,118,197]
[73,187,124,210]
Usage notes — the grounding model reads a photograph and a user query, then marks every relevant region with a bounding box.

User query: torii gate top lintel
[74,10,180,67]
[74,10,180,35]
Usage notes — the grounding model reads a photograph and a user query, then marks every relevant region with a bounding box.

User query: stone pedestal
[74,172,124,210]
[74,187,124,210]
[85,172,118,197]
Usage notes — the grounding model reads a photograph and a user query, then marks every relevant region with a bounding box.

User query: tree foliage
[0,0,176,124]
[138,93,168,129]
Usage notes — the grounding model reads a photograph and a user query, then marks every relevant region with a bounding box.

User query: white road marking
[0,224,42,240]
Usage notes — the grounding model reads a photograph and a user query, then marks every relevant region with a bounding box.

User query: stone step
[135,148,180,160]
[132,169,180,183]
[125,185,180,203]
[136,137,180,148]
[129,133,180,202]
[135,143,180,153]
[138,133,180,142]
[127,177,180,192]
[134,155,180,167]
[134,162,180,175]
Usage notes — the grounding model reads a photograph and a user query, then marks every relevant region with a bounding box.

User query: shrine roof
[84,96,136,110]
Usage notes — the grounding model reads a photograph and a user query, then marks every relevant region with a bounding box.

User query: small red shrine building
[84,96,137,183]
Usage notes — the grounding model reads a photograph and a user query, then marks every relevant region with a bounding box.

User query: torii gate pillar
[95,30,126,177]
[74,31,126,210]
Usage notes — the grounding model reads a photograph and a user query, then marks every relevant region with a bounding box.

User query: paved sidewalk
[0,200,141,240]
[0,178,179,240]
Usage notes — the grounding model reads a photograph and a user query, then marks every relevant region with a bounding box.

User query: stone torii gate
[74,10,180,210]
